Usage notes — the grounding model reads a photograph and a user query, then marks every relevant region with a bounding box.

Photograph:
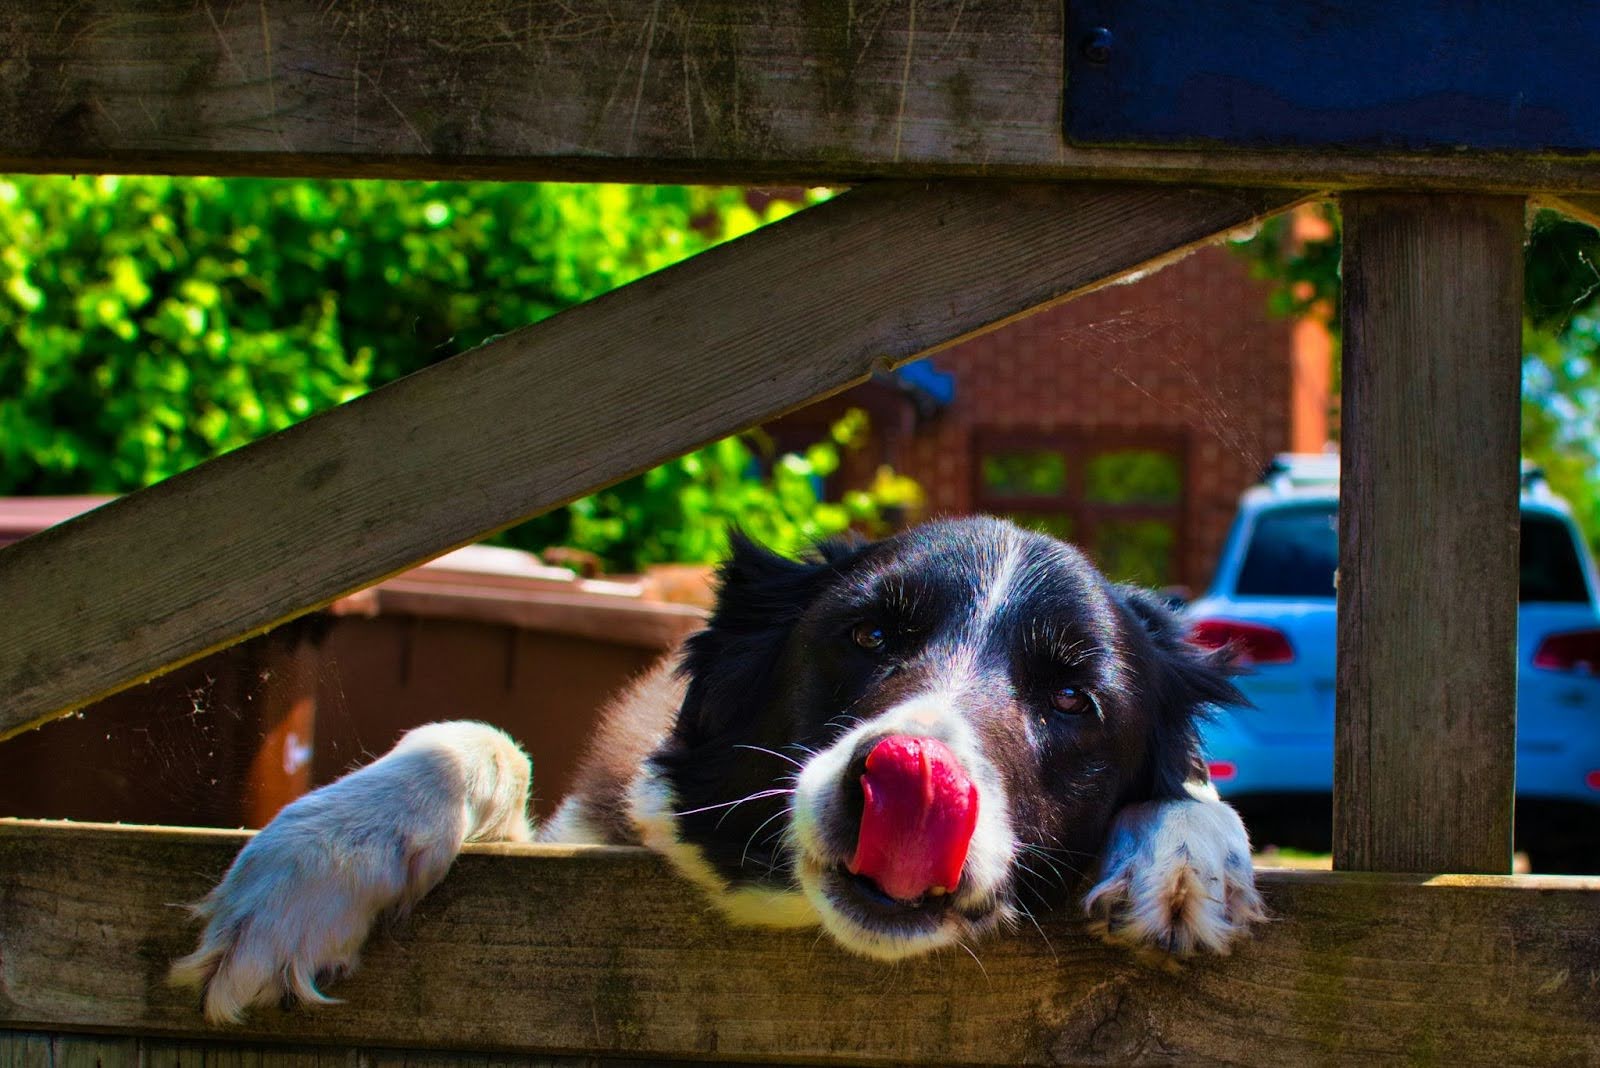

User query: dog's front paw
[170,722,531,1023]
[1083,784,1265,961]
[169,787,458,1023]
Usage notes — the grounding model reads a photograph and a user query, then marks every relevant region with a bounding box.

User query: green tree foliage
[1523,316,1600,543]
[0,175,919,569]
[564,409,922,568]
[1234,203,1600,548]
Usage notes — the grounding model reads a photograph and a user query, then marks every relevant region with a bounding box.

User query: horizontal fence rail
[2,821,1598,1066]
[2,1033,713,1068]
[0,179,1306,738]
[7,1,1600,193]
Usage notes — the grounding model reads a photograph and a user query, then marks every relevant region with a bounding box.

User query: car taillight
[1586,770,1600,791]
[1187,618,1296,665]
[1531,629,1600,675]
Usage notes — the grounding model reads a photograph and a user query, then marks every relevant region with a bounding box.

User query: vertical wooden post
[1334,194,1525,873]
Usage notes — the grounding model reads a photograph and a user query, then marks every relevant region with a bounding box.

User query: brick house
[772,238,1334,594]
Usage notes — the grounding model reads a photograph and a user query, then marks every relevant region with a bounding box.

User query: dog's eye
[851,622,887,651]
[1050,687,1094,716]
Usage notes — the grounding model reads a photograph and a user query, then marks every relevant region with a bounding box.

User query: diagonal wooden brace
[0,181,1308,739]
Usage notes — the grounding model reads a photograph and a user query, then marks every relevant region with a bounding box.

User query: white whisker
[740,804,793,868]
[672,788,795,819]
[1013,900,1059,963]
[954,938,990,982]
[733,744,805,770]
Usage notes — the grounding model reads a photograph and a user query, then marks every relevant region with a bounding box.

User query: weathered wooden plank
[0,1031,51,1068]
[1544,194,1600,231]
[2,821,1598,1067]
[1334,194,1526,873]
[7,1034,141,1068]
[0,180,1306,740]
[7,0,1600,192]
[0,1031,698,1068]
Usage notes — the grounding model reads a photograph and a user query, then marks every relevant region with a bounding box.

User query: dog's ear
[1114,584,1247,800]
[674,530,863,749]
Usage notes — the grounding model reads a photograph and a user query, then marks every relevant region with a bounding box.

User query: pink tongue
[848,735,979,903]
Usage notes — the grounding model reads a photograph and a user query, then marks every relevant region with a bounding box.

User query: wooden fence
[3,2,1599,1064]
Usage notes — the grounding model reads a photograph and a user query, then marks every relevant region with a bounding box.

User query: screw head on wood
[1081,27,1113,65]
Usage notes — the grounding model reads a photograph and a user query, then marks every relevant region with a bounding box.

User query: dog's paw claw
[1084,795,1265,960]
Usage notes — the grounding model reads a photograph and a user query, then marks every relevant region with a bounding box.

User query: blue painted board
[1066,1,1600,154]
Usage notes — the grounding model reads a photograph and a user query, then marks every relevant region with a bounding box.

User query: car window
[1233,505,1592,603]
[1521,512,1591,603]
[1235,506,1338,597]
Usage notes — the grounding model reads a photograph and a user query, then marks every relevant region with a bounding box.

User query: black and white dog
[172,517,1264,1023]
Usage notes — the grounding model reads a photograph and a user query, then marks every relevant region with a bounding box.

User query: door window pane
[1003,512,1075,541]
[1085,449,1182,505]
[1093,519,1176,586]
[980,450,1067,497]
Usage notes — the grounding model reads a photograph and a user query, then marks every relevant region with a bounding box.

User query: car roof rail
[1256,454,1558,500]
[1519,462,1566,503]
[1258,452,1340,493]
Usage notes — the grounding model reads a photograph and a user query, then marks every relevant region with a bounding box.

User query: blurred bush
[0,175,919,569]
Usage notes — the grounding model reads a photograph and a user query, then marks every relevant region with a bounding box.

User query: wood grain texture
[3,820,1598,1066]
[7,0,1600,193]
[1334,194,1525,874]
[0,1032,712,1068]
[1543,194,1600,231]
[0,180,1306,740]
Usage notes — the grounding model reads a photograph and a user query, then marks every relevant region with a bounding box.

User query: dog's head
[641,516,1241,958]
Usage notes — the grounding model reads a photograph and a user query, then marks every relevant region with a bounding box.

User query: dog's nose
[840,727,945,818]
[839,722,962,846]
[843,720,950,781]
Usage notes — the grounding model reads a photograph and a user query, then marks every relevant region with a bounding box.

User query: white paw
[1083,784,1265,960]
[170,722,531,1023]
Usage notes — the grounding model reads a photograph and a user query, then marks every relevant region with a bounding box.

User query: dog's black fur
[653,517,1243,912]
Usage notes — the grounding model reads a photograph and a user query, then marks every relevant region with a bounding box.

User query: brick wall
[886,244,1300,592]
